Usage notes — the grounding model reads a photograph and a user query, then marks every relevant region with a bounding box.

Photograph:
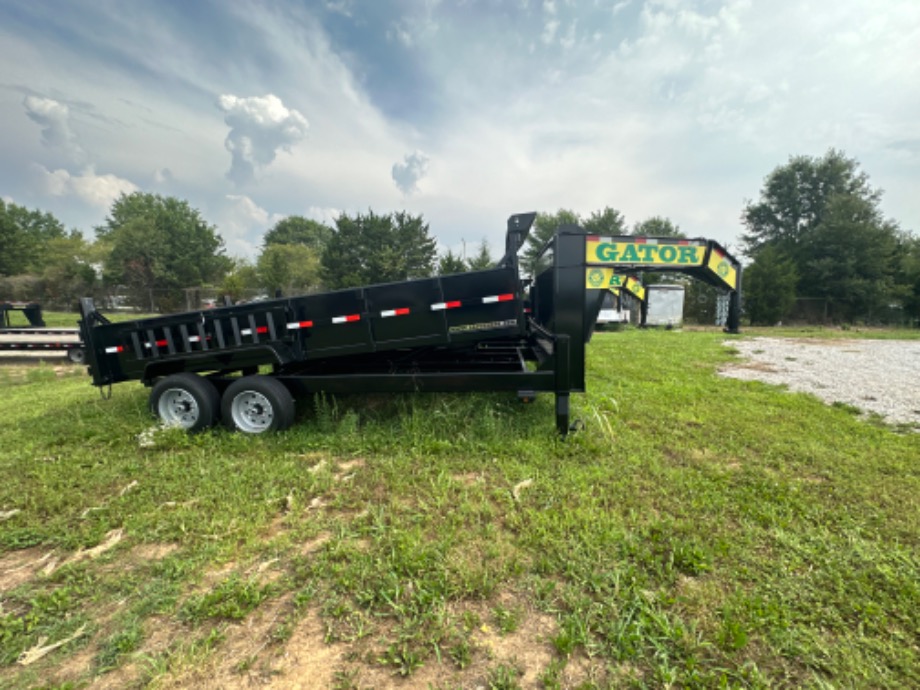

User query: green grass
[1,309,160,329]
[0,330,917,688]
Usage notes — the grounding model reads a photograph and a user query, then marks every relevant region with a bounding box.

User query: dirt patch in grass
[131,542,179,562]
[471,610,558,687]
[0,546,57,591]
[452,472,485,486]
[730,360,779,373]
[335,457,366,476]
[263,608,346,689]
[298,531,332,556]
[159,594,297,688]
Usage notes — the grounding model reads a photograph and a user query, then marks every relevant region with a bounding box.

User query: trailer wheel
[222,376,295,434]
[67,347,86,364]
[150,373,220,432]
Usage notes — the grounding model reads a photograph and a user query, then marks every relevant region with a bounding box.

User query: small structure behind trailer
[78,214,607,435]
[645,284,686,328]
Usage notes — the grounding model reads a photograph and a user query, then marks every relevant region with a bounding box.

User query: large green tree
[632,216,684,238]
[466,239,494,271]
[263,216,332,252]
[896,233,920,325]
[742,150,905,323]
[321,210,437,289]
[798,195,900,322]
[438,250,467,275]
[742,149,880,253]
[743,245,799,325]
[522,206,628,275]
[0,199,68,276]
[97,192,229,312]
[582,206,628,236]
[257,243,322,296]
[521,209,581,276]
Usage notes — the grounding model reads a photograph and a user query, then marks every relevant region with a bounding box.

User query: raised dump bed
[79,214,606,435]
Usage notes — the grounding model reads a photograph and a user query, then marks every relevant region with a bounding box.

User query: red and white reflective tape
[482,293,514,304]
[286,320,314,330]
[189,335,202,343]
[380,307,411,318]
[331,314,361,324]
[431,300,461,311]
[105,345,125,354]
[144,339,169,349]
[240,326,269,336]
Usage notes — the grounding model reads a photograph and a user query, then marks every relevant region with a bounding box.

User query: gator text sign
[586,237,705,266]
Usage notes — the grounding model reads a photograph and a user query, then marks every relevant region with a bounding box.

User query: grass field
[0,328,917,689]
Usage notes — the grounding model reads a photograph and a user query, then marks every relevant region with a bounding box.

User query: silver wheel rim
[230,391,274,433]
[158,388,200,428]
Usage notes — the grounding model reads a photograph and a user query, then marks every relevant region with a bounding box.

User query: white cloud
[387,21,414,47]
[23,95,84,162]
[391,151,430,195]
[325,1,353,18]
[32,164,137,209]
[153,168,174,184]
[226,193,284,228]
[304,206,341,226]
[216,194,286,259]
[217,94,309,185]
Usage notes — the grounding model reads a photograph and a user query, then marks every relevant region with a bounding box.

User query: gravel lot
[720,337,920,429]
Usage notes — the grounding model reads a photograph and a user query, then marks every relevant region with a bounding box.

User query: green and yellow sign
[585,268,647,300]
[585,268,625,289]
[586,237,705,267]
[622,276,645,301]
[707,246,738,289]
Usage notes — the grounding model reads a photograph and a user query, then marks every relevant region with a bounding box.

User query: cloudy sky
[1,0,917,260]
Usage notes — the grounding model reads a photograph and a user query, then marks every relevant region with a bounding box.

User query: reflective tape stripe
[332,314,361,324]
[240,326,268,336]
[482,293,514,304]
[287,320,314,330]
[144,339,169,349]
[431,300,462,311]
[105,346,124,354]
[189,335,201,343]
[380,307,410,318]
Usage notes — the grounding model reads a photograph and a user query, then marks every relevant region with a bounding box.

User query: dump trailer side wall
[81,267,525,387]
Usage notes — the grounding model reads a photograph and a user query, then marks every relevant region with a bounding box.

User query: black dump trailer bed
[78,214,605,435]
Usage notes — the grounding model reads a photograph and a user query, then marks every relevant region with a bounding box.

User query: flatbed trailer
[0,302,85,362]
[78,214,606,435]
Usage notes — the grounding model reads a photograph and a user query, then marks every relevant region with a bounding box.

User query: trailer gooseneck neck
[79,214,607,435]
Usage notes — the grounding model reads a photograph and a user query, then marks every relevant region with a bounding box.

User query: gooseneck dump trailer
[78,214,606,435]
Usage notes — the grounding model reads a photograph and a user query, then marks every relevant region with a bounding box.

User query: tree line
[741,150,919,325]
[2,149,918,325]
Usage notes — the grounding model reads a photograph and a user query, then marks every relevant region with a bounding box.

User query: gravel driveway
[719,337,920,429]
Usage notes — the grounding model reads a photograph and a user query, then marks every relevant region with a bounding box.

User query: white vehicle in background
[596,290,629,328]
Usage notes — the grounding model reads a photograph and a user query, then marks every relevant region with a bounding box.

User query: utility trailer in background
[0,301,85,362]
[78,214,606,435]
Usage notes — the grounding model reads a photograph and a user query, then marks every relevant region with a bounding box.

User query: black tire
[67,347,86,364]
[149,373,221,432]
[221,375,295,434]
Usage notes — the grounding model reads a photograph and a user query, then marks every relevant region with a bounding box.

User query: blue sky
[1,0,917,260]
